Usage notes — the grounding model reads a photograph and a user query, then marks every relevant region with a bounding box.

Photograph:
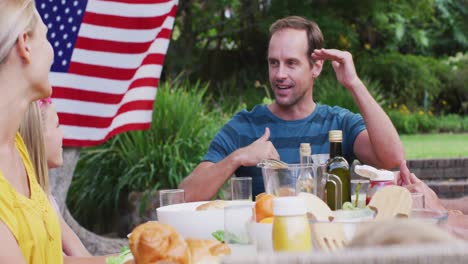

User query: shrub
[387,106,465,134]
[415,113,437,133]
[360,53,449,109]
[315,74,386,113]
[387,110,418,134]
[437,114,466,133]
[434,52,468,115]
[67,80,234,233]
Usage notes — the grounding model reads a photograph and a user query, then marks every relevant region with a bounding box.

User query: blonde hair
[19,101,49,193]
[0,0,37,64]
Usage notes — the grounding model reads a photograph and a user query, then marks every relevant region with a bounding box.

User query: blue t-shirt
[203,103,366,197]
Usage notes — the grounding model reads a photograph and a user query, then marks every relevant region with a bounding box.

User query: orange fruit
[255,192,267,201]
[255,194,274,223]
[260,217,274,224]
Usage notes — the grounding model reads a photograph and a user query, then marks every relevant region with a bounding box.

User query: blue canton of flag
[34,0,178,147]
[37,0,87,72]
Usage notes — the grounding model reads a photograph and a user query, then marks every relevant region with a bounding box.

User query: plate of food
[107,221,231,264]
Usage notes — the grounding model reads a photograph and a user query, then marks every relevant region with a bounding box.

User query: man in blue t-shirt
[180,16,404,201]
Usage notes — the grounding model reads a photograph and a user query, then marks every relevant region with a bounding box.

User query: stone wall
[407,158,468,199]
[49,148,127,256]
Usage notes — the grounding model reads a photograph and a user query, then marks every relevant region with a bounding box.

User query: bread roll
[129,221,190,264]
[195,200,228,211]
[186,239,231,264]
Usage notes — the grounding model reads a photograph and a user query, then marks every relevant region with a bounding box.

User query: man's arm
[179,128,279,202]
[395,161,468,239]
[312,49,404,169]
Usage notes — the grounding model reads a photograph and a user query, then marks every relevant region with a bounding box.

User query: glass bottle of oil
[296,143,314,194]
[326,130,350,210]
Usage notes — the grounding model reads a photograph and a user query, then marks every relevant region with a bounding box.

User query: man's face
[268,28,315,107]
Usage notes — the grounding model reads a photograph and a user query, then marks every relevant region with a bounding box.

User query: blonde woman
[0,1,107,263]
[20,99,92,257]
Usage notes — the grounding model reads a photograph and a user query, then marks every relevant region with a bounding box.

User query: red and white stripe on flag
[36,0,178,147]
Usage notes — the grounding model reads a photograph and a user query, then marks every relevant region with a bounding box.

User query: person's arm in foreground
[312,49,404,169]
[179,128,279,202]
[441,197,468,215]
[0,222,26,264]
[58,213,92,257]
[64,256,107,264]
[395,160,468,239]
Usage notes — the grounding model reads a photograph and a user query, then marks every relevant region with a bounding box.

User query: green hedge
[360,53,449,109]
[387,108,467,134]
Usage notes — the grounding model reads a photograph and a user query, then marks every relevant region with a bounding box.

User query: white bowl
[157,201,253,240]
[410,208,449,224]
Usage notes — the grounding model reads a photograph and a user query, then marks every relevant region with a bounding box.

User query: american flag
[35,0,178,147]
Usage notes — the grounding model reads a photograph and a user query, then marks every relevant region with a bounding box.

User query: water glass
[351,179,370,208]
[159,189,185,207]
[231,177,252,201]
[411,192,425,209]
[224,203,256,255]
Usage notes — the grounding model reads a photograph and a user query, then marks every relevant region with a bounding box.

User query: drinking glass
[411,192,425,209]
[231,177,252,201]
[159,189,185,207]
[350,179,370,208]
[224,203,256,255]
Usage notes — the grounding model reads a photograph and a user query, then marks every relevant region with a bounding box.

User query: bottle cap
[329,130,343,142]
[300,143,311,156]
[273,197,306,216]
[355,165,395,181]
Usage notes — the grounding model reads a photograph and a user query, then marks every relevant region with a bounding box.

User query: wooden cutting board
[368,185,412,220]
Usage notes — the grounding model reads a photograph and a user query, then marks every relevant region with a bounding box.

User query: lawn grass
[400,133,468,159]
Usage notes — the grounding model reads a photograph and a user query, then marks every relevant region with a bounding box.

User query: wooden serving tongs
[368,185,413,220]
[257,159,289,169]
[297,192,347,251]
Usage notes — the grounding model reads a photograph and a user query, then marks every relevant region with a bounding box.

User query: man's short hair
[269,16,324,65]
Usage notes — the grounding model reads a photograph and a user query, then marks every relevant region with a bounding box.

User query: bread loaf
[195,200,228,211]
[128,221,231,264]
[129,221,190,264]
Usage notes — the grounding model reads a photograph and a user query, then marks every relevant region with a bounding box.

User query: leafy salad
[106,246,133,264]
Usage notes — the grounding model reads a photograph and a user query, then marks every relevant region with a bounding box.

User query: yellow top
[0,133,63,264]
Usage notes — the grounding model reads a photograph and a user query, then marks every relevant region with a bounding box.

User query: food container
[272,197,312,252]
[354,165,395,204]
[257,162,315,196]
[157,201,253,239]
[367,179,394,204]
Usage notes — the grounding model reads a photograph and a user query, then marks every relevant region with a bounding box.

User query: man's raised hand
[312,48,360,89]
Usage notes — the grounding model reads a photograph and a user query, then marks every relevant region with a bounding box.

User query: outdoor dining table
[222,242,468,264]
